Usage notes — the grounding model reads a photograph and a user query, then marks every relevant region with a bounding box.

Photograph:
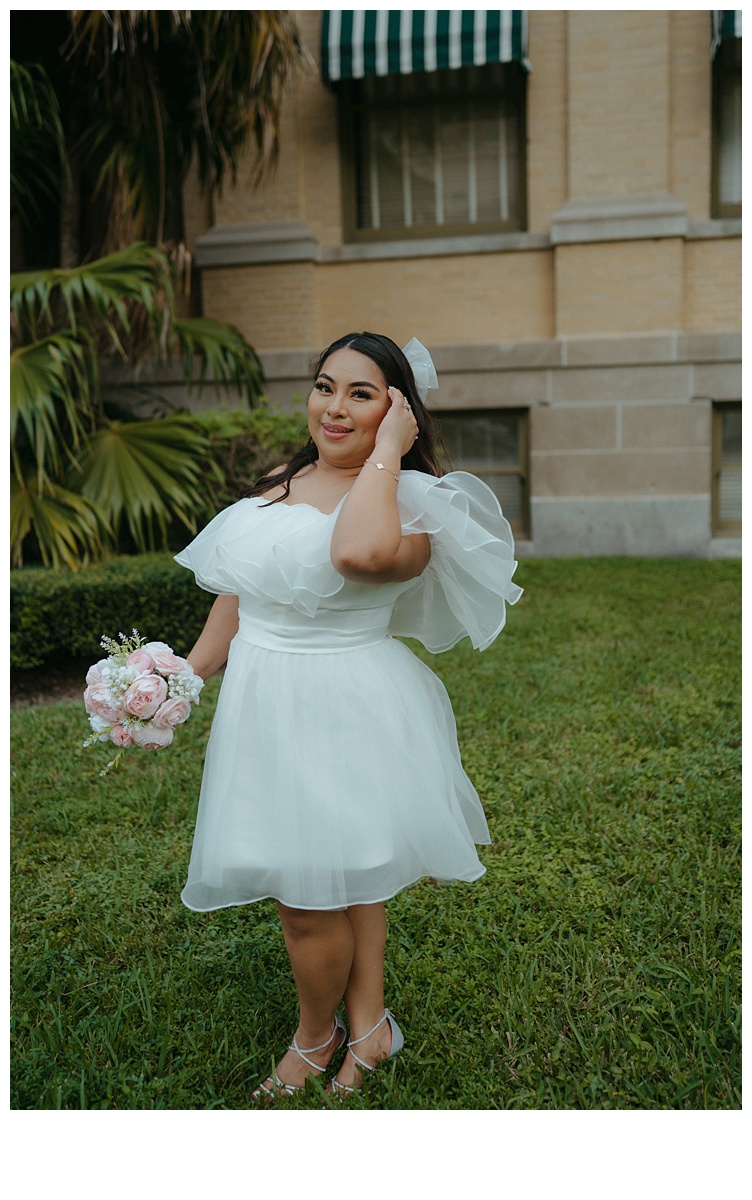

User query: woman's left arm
[330,388,430,584]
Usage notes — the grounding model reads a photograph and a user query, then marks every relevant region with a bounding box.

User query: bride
[175,331,522,1099]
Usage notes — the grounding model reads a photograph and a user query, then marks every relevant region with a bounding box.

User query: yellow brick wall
[526,9,567,233]
[669,10,712,219]
[315,251,554,347]
[684,239,742,332]
[202,263,317,349]
[555,240,684,336]
[567,10,671,197]
[193,11,738,357]
[295,9,344,245]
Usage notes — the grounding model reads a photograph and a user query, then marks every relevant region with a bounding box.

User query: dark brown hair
[241,331,446,503]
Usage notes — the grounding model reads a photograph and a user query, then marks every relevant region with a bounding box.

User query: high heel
[331,1009,404,1096]
[252,1013,347,1100]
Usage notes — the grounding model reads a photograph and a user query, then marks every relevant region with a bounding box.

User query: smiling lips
[322,423,353,440]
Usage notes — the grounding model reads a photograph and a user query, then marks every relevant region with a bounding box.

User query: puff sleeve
[388,471,523,652]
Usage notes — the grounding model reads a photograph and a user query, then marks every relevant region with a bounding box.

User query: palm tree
[11,10,304,263]
[10,11,305,568]
[10,244,266,568]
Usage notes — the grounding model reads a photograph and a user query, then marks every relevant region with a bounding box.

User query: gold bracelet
[364,459,400,483]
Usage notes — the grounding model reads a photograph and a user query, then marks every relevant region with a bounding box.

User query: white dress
[174,470,522,912]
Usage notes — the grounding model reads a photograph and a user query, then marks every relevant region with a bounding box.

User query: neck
[312,459,364,484]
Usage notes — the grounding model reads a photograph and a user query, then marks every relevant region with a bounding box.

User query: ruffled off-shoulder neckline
[175,470,522,653]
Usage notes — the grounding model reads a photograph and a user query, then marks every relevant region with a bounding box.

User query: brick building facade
[184,9,741,557]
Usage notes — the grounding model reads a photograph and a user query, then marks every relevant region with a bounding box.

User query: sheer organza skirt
[180,632,490,912]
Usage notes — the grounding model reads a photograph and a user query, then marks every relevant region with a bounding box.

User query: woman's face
[308,347,392,467]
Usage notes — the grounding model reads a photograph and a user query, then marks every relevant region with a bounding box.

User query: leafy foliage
[9,244,268,568]
[11,551,213,670]
[10,477,109,572]
[10,60,67,230]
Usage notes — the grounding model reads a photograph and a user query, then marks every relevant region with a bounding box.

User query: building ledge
[195,207,741,269]
[687,218,742,240]
[195,221,550,267]
[318,231,549,261]
[550,193,689,244]
[707,537,742,558]
[195,221,319,267]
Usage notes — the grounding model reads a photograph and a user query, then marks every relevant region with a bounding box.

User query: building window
[434,408,529,537]
[712,403,741,536]
[338,62,526,241]
[712,36,742,218]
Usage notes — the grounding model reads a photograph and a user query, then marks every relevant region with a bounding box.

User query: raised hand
[374,386,419,458]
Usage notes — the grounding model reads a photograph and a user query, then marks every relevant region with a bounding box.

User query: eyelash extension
[314,381,374,401]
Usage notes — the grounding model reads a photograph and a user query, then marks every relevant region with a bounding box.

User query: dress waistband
[236,622,390,655]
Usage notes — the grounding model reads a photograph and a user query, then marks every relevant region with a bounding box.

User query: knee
[277,902,325,942]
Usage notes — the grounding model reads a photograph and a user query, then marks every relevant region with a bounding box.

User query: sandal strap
[290,1017,343,1074]
[348,1010,388,1049]
[331,1076,355,1095]
[252,1069,297,1098]
[347,1010,390,1072]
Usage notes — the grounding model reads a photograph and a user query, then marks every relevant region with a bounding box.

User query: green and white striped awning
[321,10,529,85]
[712,10,742,55]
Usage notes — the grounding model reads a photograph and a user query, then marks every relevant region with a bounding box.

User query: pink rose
[109,724,133,748]
[153,697,192,728]
[123,674,168,719]
[142,642,190,676]
[130,723,174,751]
[86,659,109,688]
[126,648,155,675]
[84,683,123,724]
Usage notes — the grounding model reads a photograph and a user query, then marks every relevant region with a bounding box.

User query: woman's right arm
[186,594,239,680]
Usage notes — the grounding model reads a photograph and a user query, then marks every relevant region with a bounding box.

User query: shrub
[11,552,214,670]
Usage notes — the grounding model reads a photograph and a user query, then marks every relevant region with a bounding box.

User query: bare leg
[334,902,394,1090]
[257,902,354,1092]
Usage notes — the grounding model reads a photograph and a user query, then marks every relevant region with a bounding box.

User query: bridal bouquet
[82,630,204,775]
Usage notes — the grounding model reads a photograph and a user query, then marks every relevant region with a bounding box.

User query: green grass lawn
[10,558,741,1110]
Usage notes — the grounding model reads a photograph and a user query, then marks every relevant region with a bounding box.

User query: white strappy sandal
[252,1014,347,1100]
[331,1009,404,1096]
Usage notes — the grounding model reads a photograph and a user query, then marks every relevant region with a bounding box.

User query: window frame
[336,63,528,244]
[711,36,742,219]
[711,401,742,537]
[433,406,530,539]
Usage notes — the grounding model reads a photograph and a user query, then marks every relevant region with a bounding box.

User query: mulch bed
[11,659,92,709]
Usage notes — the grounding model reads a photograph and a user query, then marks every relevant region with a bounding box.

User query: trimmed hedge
[11,552,214,670]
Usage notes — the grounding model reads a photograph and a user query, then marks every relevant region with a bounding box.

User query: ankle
[295,1016,338,1051]
[348,1008,387,1042]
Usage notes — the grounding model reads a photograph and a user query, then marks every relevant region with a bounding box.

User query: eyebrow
[317,372,380,390]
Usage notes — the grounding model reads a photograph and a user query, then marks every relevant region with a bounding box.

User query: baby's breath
[168,672,204,703]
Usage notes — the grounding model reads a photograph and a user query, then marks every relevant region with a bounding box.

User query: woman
[175,332,522,1099]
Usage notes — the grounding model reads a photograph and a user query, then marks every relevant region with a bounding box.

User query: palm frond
[10,333,95,488]
[77,416,215,551]
[10,243,172,347]
[63,10,303,249]
[10,475,110,570]
[171,317,265,405]
[10,60,68,226]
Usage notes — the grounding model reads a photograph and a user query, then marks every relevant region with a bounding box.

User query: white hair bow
[402,337,438,403]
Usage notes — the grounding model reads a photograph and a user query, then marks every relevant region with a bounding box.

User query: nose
[325,390,348,417]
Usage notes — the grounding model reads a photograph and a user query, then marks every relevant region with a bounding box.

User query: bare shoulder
[257,464,289,502]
